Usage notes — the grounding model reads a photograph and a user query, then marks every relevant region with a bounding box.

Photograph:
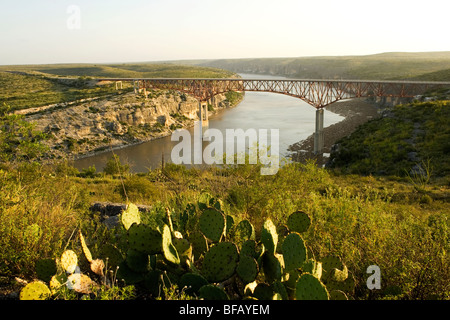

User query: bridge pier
[198,101,210,141]
[314,108,324,155]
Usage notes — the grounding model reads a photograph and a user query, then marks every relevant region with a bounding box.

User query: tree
[103,154,130,175]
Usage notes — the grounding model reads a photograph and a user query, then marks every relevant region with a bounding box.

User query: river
[73,74,344,173]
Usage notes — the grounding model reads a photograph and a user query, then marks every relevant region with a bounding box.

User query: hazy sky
[1,0,449,65]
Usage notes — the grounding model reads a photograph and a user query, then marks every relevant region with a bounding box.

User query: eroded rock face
[25,90,231,159]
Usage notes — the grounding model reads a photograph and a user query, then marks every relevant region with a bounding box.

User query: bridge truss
[100,77,450,154]
[128,78,449,108]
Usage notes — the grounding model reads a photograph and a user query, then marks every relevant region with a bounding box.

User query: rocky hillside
[25,88,240,160]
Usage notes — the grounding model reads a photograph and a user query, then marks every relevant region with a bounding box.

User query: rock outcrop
[25,89,238,160]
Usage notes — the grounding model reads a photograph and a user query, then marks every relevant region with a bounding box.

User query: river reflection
[73,74,344,173]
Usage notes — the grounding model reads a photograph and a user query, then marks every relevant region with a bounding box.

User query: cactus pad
[49,274,69,295]
[261,219,278,255]
[199,207,226,242]
[126,249,150,273]
[189,232,208,260]
[127,223,162,255]
[252,283,274,300]
[233,219,255,245]
[262,252,284,283]
[173,237,192,262]
[162,224,180,265]
[121,203,141,230]
[67,273,97,294]
[295,273,329,300]
[99,243,123,270]
[287,211,311,233]
[281,232,307,271]
[179,273,209,296]
[79,230,93,263]
[60,250,78,274]
[116,260,145,285]
[236,254,259,284]
[35,258,57,283]
[302,259,323,280]
[202,242,239,283]
[199,284,229,300]
[20,281,51,300]
[320,255,348,283]
[329,289,348,300]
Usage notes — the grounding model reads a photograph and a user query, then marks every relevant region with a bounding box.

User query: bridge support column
[199,101,210,141]
[314,108,324,155]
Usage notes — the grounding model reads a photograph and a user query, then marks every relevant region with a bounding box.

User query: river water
[73,74,344,173]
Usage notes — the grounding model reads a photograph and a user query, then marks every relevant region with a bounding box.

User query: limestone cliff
[25,89,240,160]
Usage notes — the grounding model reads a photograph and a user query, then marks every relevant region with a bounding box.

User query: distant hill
[197,51,450,81]
[0,63,235,79]
[0,63,236,111]
[406,68,450,81]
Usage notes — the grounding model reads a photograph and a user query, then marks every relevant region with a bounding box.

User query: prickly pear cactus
[172,237,192,263]
[320,255,348,283]
[162,224,180,265]
[179,273,209,296]
[127,223,162,255]
[233,219,255,246]
[126,249,150,273]
[295,273,329,300]
[261,219,278,255]
[121,203,141,230]
[199,284,229,300]
[67,273,97,294]
[79,230,93,263]
[49,273,69,295]
[287,211,311,233]
[236,253,259,284]
[202,242,239,283]
[281,232,307,271]
[262,252,283,283]
[329,289,348,300]
[60,250,78,274]
[199,207,226,243]
[272,280,289,300]
[20,281,51,300]
[35,258,57,283]
[301,258,323,280]
[189,232,208,260]
[99,243,123,270]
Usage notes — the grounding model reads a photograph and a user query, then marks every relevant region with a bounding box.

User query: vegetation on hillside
[200,51,450,80]
[328,100,450,179]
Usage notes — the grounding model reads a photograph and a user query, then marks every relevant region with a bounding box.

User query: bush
[103,154,130,175]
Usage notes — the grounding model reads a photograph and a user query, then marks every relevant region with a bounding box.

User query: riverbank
[287,98,381,166]
[26,91,244,163]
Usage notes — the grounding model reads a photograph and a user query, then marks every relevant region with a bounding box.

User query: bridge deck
[98,77,450,109]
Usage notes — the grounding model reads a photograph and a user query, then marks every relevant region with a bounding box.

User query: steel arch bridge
[100,77,450,153]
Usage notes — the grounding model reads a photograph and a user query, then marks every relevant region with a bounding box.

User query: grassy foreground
[0,152,448,300]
